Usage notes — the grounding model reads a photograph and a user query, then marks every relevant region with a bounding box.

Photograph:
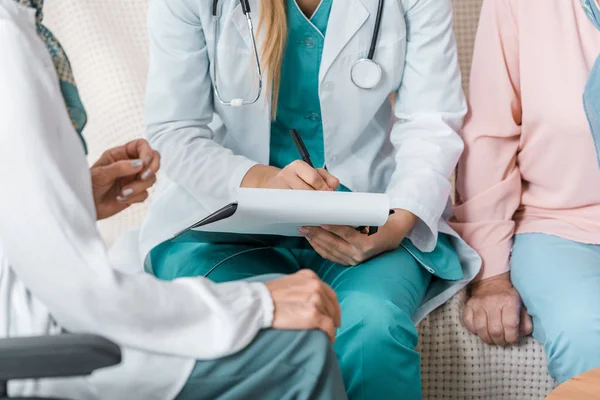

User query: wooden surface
[546,367,600,399]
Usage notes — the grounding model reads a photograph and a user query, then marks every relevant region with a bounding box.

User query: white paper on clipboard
[192,188,392,236]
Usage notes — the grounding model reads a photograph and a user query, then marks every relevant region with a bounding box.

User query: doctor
[140,0,482,399]
[0,0,347,399]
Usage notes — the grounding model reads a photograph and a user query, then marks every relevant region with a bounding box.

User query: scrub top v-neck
[269,0,333,170]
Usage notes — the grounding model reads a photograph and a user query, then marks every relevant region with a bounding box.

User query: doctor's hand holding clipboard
[239,129,419,267]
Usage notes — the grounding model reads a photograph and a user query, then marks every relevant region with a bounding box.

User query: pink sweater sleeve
[451,0,522,281]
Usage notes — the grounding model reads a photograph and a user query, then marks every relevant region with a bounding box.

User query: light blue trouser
[511,233,600,384]
[149,237,433,400]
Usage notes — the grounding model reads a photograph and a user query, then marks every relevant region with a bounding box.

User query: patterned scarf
[15,0,87,153]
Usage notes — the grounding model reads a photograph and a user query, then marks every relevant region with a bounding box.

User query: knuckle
[504,319,519,330]
[309,279,322,292]
[351,252,364,265]
[308,305,320,321]
[474,321,487,331]
[488,325,503,337]
[280,168,292,178]
[308,172,321,186]
[300,269,318,279]
[311,293,323,307]
[297,269,311,279]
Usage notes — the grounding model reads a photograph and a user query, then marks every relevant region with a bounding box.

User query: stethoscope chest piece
[350,59,382,90]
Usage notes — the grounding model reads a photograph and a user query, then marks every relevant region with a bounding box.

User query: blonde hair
[257,2,287,118]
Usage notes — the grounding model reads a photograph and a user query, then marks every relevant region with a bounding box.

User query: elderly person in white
[0,1,346,399]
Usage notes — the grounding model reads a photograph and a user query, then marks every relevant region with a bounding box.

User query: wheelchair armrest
[0,334,121,382]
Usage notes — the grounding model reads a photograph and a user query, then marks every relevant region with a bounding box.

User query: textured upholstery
[44,0,556,398]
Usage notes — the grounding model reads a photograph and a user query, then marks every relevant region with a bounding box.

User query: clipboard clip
[172,202,239,239]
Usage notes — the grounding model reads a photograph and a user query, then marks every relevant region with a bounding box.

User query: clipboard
[171,202,311,248]
[171,199,394,249]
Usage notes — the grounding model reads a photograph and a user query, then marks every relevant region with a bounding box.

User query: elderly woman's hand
[91,139,161,220]
[463,273,534,346]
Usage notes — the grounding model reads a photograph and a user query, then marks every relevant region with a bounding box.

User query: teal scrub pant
[178,275,346,400]
[149,237,432,400]
[511,233,600,384]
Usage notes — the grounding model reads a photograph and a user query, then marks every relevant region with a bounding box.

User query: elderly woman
[453,0,600,384]
[0,1,345,399]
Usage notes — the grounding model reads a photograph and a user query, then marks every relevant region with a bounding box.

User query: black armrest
[0,334,121,382]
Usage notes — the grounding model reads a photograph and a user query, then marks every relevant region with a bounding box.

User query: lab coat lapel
[230,0,272,152]
[231,0,260,47]
[319,0,369,82]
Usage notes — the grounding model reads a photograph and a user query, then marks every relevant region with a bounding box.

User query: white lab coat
[140,0,482,322]
[0,2,275,399]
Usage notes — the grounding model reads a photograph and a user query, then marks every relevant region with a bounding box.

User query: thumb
[520,307,534,336]
[317,169,340,191]
[93,159,144,184]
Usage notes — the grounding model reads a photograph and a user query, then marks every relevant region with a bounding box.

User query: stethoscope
[212,0,385,107]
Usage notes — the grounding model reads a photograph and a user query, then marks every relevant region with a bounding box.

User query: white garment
[139,0,482,321]
[0,2,274,399]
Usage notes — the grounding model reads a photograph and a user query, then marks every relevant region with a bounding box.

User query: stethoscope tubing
[368,0,385,61]
[211,0,385,105]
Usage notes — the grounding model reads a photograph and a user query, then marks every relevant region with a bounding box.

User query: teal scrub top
[269,0,332,170]
[268,0,463,282]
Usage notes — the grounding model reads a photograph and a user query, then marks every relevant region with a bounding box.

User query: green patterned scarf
[16,0,87,153]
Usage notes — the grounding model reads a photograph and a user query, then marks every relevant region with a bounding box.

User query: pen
[289,129,314,168]
[290,129,377,236]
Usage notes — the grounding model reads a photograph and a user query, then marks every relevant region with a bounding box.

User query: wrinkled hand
[265,270,341,342]
[299,209,418,266]
[241,161,339,191]
[91,139,160,220]
[463,272,534,346]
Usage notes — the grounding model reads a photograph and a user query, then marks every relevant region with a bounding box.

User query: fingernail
[121,188,134,198]
[116,196,126,202]
[141,169,153,180]
[321,225,330,230]
[298,228,309,235]
[131,159,143,168]
[145,156,152,166]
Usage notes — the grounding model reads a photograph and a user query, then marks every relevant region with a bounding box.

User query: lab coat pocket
[583,56,600,169]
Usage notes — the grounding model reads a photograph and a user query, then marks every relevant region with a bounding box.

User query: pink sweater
[452,0,600,280]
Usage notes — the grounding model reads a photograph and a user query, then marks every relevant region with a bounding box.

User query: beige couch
[45,0,557,398]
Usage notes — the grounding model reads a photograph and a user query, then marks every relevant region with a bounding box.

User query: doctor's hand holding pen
[91,138,161,220]
[241,162,339,191]
[242,130,339,191]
